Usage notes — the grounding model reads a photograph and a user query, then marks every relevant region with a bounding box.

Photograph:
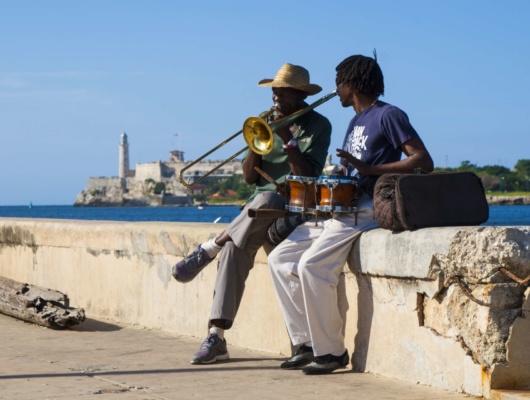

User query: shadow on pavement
[71,318,122,332]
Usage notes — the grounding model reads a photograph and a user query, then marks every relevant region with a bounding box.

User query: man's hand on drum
[336,148,371,175]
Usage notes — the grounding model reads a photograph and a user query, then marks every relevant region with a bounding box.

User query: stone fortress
[74,133,244,207]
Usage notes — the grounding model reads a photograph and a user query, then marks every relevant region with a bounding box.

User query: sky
[1,0,529,206]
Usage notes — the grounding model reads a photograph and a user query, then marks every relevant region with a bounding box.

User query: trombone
[179,90,337,189]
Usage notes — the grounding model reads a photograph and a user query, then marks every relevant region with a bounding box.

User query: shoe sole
[172,258,215,284]
[302,363,348,375]
[190,353,230,365]
[172,268,200,284]
[174,276,192,284]
[280,358,313,370]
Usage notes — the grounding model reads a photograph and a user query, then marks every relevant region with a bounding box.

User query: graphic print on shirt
[345,125,367,163]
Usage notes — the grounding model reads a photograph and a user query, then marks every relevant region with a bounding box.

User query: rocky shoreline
[487,195,530,205]
[73,188,530,208]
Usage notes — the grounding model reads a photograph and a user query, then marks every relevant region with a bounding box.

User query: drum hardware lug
[328,181,336,218]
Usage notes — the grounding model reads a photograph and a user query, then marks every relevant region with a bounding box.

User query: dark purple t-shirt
[340,101,420,190]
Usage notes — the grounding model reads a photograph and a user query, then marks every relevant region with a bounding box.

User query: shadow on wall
[352,273,374,372]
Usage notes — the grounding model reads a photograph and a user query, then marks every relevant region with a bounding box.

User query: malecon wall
[0,218,529,398]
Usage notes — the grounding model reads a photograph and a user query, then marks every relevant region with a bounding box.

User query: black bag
[373,171,489,231]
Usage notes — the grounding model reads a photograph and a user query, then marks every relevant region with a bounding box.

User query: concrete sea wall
[487,195,530,205]
[0,218,529,398]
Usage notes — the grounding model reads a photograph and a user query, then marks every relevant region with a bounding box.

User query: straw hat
[258,64,322,95]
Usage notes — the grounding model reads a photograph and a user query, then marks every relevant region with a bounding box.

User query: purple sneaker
[191,334,230,364]
[172,245,215,283]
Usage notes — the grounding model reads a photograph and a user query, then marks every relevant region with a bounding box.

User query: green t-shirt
[244,108,332,203]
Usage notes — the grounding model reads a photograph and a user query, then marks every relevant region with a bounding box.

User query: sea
[0,204,530,226]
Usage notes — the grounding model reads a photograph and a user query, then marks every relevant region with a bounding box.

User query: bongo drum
[316,175,359,213]
[285,175,317,213]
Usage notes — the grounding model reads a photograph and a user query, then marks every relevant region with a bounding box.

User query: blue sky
[1,0,529,205]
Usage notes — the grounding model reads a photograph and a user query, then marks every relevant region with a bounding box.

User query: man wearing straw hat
[172,63,332,364]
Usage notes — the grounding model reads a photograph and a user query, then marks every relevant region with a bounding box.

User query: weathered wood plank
[0,276,85,329]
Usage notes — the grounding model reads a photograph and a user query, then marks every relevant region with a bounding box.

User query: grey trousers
[209,191,285,329]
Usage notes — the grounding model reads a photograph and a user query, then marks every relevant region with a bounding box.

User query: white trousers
[268,195,378,356]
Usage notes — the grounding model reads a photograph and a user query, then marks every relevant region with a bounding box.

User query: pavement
[0,313,527,400]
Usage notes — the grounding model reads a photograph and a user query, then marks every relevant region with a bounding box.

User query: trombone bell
[242,117,274,155]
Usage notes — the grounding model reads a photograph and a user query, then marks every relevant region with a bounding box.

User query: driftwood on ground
[0,276,85,329]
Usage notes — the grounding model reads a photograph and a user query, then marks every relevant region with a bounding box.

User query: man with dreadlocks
[268,53,433,375]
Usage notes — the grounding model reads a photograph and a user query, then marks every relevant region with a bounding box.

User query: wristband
[282,138,298,149]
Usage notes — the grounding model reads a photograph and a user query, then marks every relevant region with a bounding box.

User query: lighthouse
[119,132,130,178]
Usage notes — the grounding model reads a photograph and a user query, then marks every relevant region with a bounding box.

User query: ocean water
[0,204,530,226]
[0,205,242,224]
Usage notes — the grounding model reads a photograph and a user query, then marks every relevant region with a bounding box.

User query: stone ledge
[0,218,529,398]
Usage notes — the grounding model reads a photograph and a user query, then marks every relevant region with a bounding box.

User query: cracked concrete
[347,226,530,396]
[422,228,530,370]
[434,227,530,284]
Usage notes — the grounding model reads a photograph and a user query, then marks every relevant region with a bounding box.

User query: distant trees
[435,159,530,192]
[222,174,253,199]
[196,158,530,200]
[143,175,252,202]
[153,182,166,195]
[199,174,252,202]
[144,179,166,195]
[514,159,530,181]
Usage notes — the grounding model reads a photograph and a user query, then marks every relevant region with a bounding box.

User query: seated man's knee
[268,248,294,273]
[298,257,319,278]
[252,191,285,209]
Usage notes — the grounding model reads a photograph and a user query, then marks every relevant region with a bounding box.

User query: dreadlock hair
[335,52,384,98]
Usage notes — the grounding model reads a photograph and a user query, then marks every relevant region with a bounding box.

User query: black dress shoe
[280,344,314,370]
[302,350,349,375]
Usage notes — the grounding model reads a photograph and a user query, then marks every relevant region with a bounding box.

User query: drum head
[317,175,358,185]
[287,175,317,183]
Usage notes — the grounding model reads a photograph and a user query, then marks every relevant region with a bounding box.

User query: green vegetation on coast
[192,174,252,205]
[190,159,530,205]
[435,159,530,194]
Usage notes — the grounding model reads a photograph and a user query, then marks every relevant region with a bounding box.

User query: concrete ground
[0,313,527,400]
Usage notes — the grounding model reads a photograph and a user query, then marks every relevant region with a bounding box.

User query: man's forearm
[242,151,262,183]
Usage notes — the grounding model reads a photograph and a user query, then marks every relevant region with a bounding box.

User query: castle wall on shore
[75,157,243,207]
[135,162,164,182]
[85,177,123,191]
[0,218,529,398]
[75,132,245,207]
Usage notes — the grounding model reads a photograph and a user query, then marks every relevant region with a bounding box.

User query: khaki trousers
[209,191,285,329]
